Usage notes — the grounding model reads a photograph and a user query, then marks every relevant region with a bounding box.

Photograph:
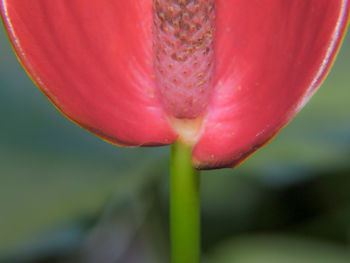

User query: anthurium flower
[1,0,349,169]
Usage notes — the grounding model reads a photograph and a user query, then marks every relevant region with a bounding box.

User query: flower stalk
[170,141,201,263]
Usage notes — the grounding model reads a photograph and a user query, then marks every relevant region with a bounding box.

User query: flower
[1,0,349,169]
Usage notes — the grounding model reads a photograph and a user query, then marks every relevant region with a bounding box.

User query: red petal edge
[193,0,350,169]
[0,0,177,147]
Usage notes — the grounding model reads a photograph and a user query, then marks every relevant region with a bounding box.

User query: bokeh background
[1,19,350,263]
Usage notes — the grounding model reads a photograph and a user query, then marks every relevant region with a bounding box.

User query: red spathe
[1,1,178,146]
[1,0,349,169]
[194,0,350,168]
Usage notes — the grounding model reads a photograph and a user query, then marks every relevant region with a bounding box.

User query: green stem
[170,141,201,263]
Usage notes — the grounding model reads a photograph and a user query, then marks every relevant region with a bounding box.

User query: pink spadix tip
[153,0,215,119]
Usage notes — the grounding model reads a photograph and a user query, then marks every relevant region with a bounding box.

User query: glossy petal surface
[193,0,350,168]
[0,0,177,146]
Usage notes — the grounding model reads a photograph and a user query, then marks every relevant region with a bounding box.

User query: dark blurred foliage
[1,20,350,263]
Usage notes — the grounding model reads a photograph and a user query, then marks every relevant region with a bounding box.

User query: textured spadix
[1,0,349,169]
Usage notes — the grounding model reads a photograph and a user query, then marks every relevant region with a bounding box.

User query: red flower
[1,0,349,169]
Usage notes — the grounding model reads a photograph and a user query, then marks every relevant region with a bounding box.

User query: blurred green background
[1,20,350,263]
